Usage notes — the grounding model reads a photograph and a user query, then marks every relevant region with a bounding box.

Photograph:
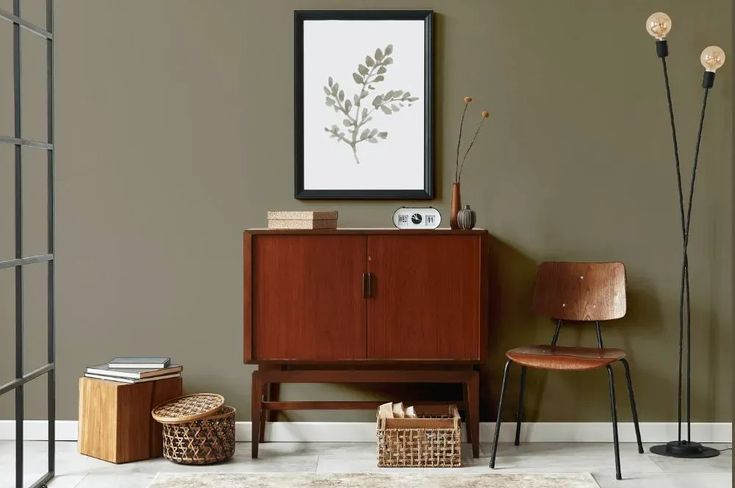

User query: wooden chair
[489,262,643,480]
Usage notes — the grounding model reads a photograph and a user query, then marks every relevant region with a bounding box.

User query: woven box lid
[267,210,338,221]
[151,393,224,424]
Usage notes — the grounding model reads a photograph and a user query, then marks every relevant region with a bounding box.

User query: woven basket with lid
[152,393,235,464]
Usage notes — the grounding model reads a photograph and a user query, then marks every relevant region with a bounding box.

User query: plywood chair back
[531,262,626,322]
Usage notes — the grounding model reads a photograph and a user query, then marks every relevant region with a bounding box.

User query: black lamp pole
[649,36,721,460]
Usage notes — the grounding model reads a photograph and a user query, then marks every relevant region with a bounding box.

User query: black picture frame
[294,10,434,200]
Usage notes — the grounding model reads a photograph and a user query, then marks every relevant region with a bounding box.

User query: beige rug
[149,472,599,487]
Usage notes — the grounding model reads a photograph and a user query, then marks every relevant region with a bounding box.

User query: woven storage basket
[377,404,461,467]
[151,393,236,465]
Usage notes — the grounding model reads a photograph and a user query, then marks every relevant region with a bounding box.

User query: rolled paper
[392,402,405,418]
[378,402,394,419]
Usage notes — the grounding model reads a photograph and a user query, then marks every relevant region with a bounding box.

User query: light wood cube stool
[78,376,182,463]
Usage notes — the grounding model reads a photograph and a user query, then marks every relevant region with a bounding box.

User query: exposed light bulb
[646,12,672,40]
[700,46,726,72]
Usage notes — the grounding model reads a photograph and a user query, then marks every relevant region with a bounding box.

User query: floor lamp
[645,12,725,459]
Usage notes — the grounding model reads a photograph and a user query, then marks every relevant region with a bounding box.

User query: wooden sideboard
[244,229,488,458]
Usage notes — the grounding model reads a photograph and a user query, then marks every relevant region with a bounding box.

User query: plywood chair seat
[506,345,626,371]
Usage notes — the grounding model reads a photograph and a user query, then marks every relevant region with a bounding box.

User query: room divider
[0,1,56,486]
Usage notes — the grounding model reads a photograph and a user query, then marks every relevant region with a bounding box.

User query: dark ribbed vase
[457,205,476,230]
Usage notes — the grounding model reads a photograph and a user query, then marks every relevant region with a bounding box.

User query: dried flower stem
[457,116,488,182]
[454,103,470,183]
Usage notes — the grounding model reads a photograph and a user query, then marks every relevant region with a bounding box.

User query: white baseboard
[0,421,730,443]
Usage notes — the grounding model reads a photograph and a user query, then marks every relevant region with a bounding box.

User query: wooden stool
[78,376,182,463]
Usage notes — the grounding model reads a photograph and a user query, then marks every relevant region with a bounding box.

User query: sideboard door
[367,235,483,360]
[251,235,367,360]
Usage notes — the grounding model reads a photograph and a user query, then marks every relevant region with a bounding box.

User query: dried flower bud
[464,96,473,103]
[481,111,490,118]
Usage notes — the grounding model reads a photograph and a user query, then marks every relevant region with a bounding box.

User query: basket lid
[151,393,225,423]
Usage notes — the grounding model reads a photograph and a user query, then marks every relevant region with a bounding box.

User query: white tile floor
[0,441,730,488]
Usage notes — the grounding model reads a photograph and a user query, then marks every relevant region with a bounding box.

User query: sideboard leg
[260,365,281,443]
[251,370,262,459]
[468,371,480,458]
[259,380,269,443]
[463,380,472,446]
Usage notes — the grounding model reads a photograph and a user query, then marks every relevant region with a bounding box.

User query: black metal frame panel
[0,1,55,486]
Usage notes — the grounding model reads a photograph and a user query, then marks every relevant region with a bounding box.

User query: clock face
[392,207,441,229]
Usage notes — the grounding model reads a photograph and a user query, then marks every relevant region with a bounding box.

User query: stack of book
[84,357,182,384]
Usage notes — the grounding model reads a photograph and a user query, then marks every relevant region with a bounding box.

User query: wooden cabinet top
[245,228,488,236]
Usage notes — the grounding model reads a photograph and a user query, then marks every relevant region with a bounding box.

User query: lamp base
[650,440,720,458]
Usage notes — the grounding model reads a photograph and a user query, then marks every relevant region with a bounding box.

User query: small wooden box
[78,376,182,463]
[266,210,338,230]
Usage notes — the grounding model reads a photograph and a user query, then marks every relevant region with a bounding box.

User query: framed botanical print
[294,10,434,199]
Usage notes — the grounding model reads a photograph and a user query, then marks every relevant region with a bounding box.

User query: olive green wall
[0,0,731,423]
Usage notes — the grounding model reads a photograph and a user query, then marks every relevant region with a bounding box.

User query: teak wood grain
[505,345,626,370]
[243,230,489,362]
[249,234,367,361]
[78,377,182,463]
[367,235,483,360]
[532,261,626,321]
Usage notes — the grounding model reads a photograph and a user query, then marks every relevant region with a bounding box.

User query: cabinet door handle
[367,272,374,298]
[362,272,370,298]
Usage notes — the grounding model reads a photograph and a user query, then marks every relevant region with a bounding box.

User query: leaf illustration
[323,44,419,164]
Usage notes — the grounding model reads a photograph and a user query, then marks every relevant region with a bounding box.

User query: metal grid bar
[46,0,57,476]
[13,3,25,485]
[0,8,53,39]
[0,135,53,150]
[0,254,54,270]
[0,1,56,486]
[0,363,54,396]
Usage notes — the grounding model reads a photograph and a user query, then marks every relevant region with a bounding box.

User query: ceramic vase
[450,183,462,229]
[457,205,477,230]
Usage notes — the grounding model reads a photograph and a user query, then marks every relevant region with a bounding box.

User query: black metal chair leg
[514,366,527,446]
[606,365,622,480]
[490,360,512,469]
[620,358,644,453]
